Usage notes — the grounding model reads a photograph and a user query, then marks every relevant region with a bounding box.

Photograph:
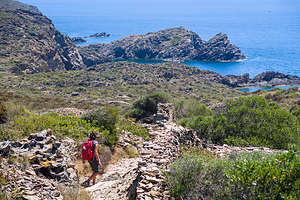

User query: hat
[90,130,99,140]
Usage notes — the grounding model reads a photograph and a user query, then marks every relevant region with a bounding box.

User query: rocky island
[88,32,110,38]
[71,37,87,44]
[79,27,246,66]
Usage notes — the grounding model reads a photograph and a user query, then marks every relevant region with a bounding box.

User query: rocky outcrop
[221,73,250,87]
[0,0,85,74]
[252,71,300,86]
[218,71,300,88]
[0,129,78,199]
[79,27,245,66]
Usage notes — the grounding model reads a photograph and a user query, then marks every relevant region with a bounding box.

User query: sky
[20,0,300,18]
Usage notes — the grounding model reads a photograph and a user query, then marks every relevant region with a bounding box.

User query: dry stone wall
[0,129,78,200]
[135,104,201,200]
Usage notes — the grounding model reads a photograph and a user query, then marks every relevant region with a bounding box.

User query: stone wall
[0,129,78,199]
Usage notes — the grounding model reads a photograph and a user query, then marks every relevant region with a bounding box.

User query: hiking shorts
[88,158,101,173]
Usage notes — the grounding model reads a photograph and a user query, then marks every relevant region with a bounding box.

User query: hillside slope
[0,0,85,74]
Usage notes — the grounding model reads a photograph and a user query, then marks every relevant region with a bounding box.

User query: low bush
[165,147,300,200]
[118,118,149,139]
[175,98,212,119]
[180,96,300,149]
[164,153,210,198]
[291,105,300,123]
[127,92,170,120]
[14,112,101,141]
[83,106,120,147]
[0,112,102,142]
[225,148,300,200]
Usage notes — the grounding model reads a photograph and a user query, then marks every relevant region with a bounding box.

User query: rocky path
[136,122,179,200]
[86,158,140,200]
[87,104,200,200]
[87,103,286,200]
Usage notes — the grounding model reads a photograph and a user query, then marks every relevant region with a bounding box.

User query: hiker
[82,130,103,187]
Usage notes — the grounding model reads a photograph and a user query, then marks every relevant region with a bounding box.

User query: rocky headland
[78,27,246,66]
[0,0,85,74]
[221,71,300,88]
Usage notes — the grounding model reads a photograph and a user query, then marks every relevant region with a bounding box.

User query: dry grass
[74,159,93,180]
[57,184,91,200]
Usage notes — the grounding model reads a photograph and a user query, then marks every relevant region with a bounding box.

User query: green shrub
[166,148,300,200]
[127,92,170,120]
[118,118,149,139]
[0,112,101,141]
[175,98,212,119]
[178,115,214,140]
[225,148,300,200]
[291,105,300,123]
[0,126,8,141]
[164,153,210,198]
[216,96,299,149]
[83,106,120,147]
[181,96,300,149]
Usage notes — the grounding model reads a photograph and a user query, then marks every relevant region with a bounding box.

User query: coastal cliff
[79,27,246,66]
[0,0,85,74]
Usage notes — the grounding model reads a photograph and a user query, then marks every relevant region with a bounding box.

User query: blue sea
[20,0,300,78]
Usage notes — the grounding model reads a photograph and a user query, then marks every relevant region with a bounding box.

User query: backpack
[82,140,95,160]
